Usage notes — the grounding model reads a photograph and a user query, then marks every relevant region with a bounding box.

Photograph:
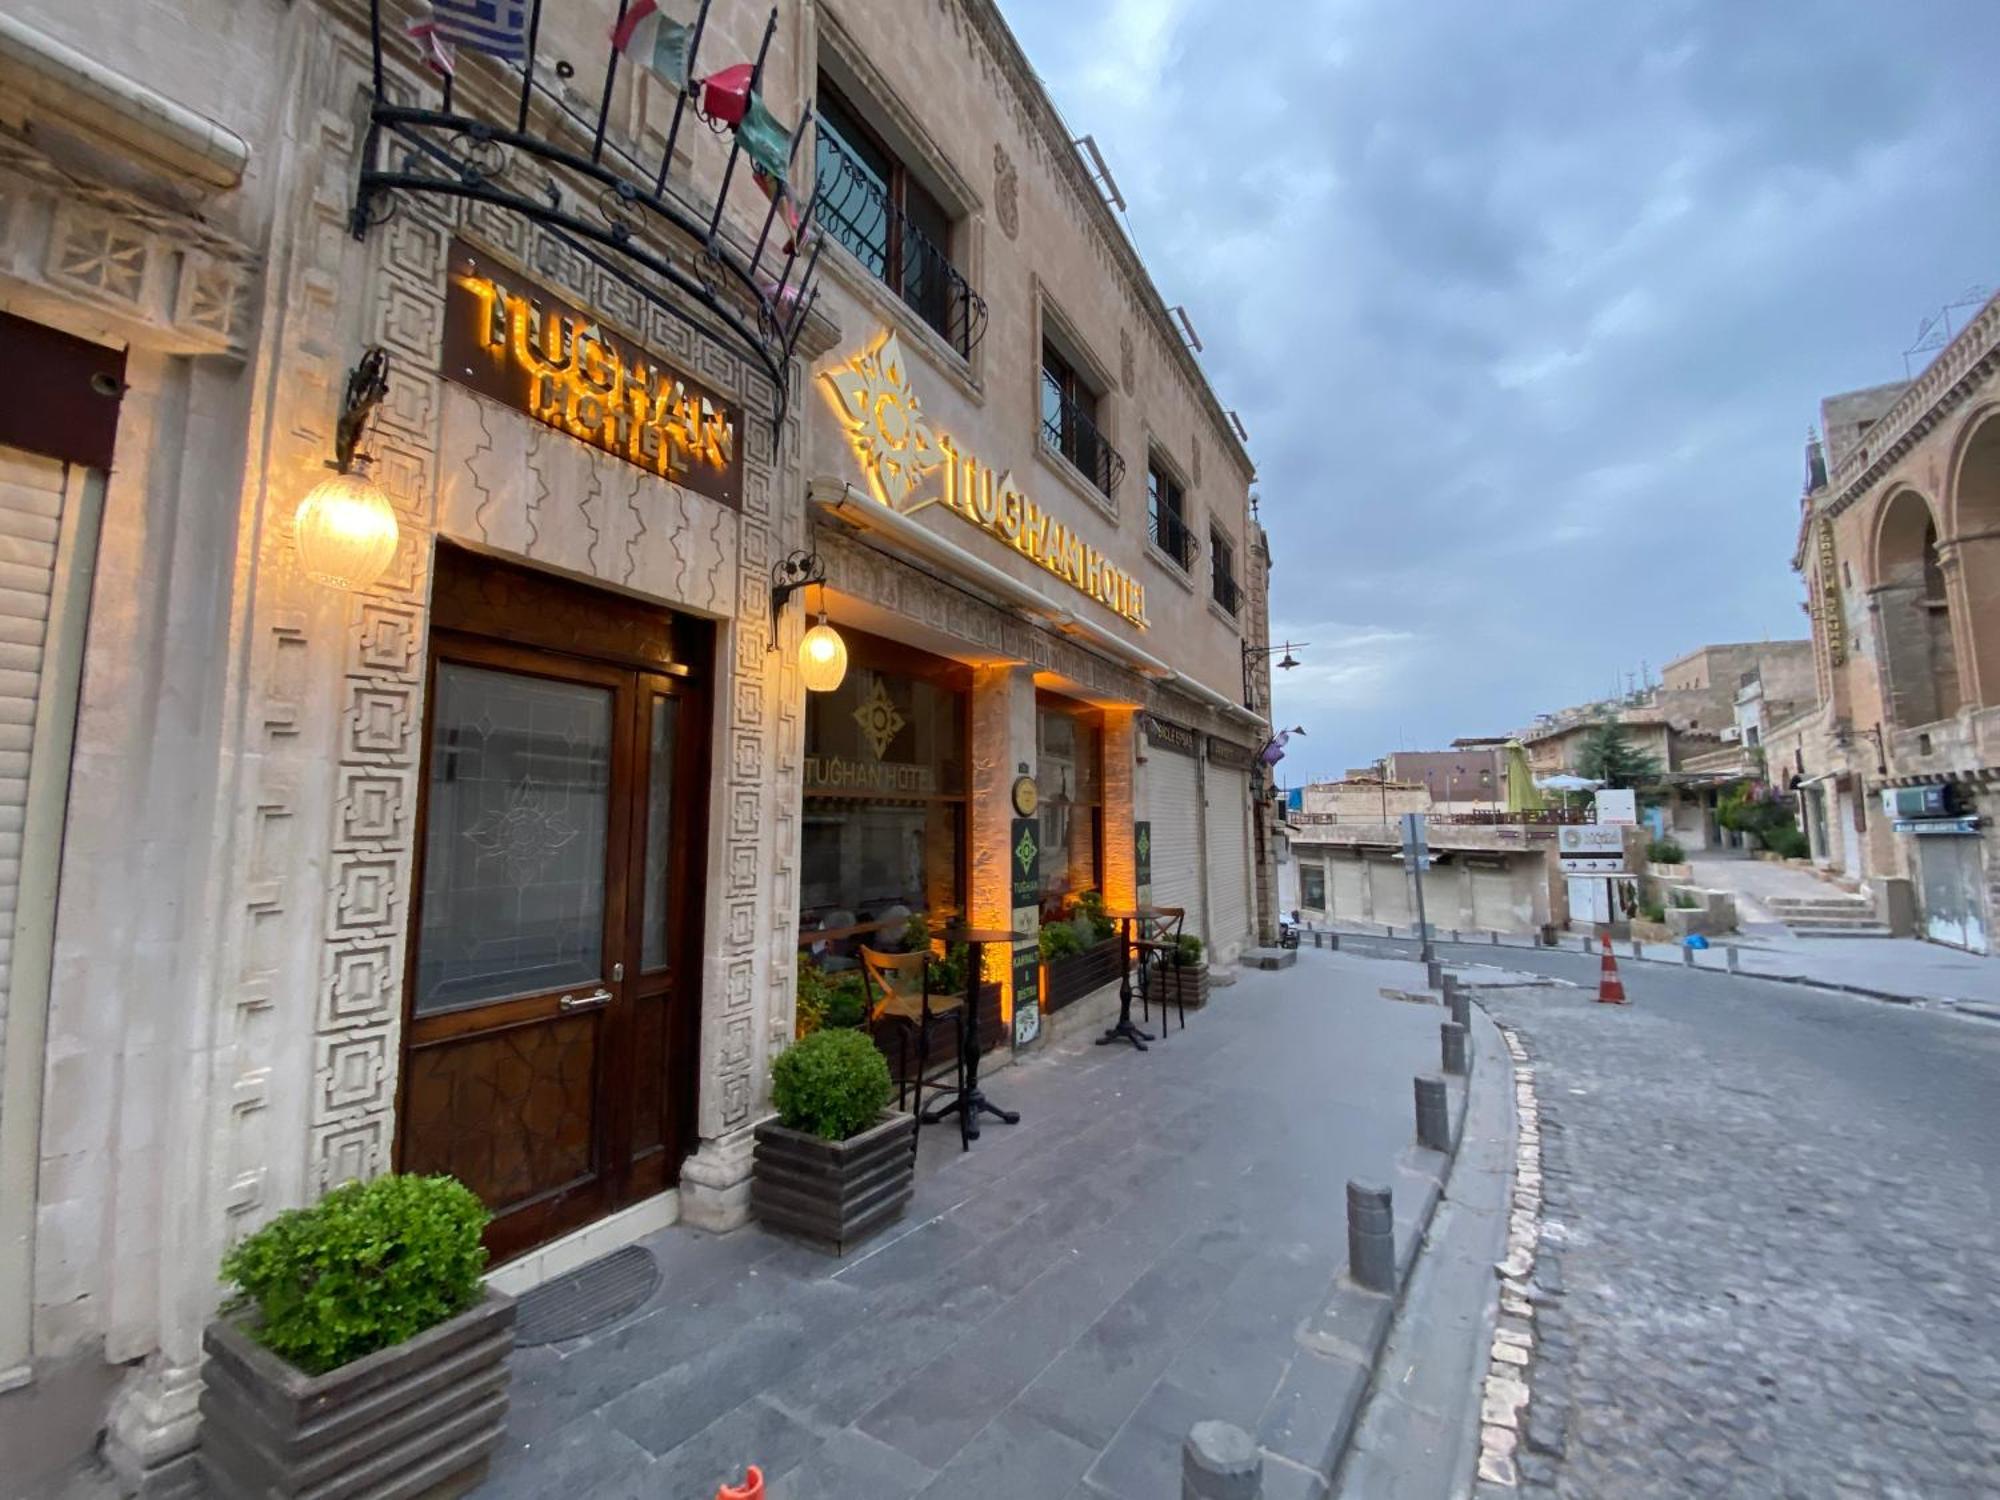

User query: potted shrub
[1039,892,1123,1013]
[1152,932,1210,1011]
[752,1027,913,1254]
[199,1174,511,1500]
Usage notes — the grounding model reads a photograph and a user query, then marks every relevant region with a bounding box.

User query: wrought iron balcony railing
[1150,505,1197,571]
[354,0,823,437]
[1041,387,1126,499]
[813,129,987,359]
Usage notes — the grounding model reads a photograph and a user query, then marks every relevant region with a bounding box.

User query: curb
[1252,991,1480,1494]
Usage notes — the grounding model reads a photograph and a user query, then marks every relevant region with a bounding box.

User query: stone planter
[1631,918,1673,944]
[199,1288,515,1500]
[1149,961,1210,1011]
[1041,938,1122,1013]
[752,1110,917,1254]
[1646,861,1692,882]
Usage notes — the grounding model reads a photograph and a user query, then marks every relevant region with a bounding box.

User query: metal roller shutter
[1147,748,1203,932]
[1471,863,1515,932]
[1207,764,1252,957]
[1330,852,1366,923]
[1368,856,1411,926]
[0,447,69,1097]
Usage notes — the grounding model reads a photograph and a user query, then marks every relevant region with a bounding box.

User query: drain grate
[512,1244,661,1346]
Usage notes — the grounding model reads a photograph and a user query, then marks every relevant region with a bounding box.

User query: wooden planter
[199,1288,514,1500]
[752,1110,917,1254]
[1149,961,1210,1011]
[1041,938,1122,1013]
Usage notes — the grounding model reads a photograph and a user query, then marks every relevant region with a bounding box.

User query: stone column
[1102,709,1137,912]
[971,666,1037,1020]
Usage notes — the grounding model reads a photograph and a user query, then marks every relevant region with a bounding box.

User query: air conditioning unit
[1881,784,1951,819]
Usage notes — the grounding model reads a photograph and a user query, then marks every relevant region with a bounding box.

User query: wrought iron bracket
[333,347,391,475]
[769,550,827,652]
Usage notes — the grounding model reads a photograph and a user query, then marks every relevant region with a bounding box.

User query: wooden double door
[397,548,712,1262]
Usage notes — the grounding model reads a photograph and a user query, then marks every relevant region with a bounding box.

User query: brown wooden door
[399,624,708,1262]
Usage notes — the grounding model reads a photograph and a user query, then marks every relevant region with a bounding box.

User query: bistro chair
[1136,907,1189,1035]
[859,946,965,1133]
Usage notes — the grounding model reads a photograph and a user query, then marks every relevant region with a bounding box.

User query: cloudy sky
[1000,0,2000,783]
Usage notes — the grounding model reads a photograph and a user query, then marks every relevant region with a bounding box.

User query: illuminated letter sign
[441,240,743,508]
[1816,518,1845,666]
[823,332,1150,629]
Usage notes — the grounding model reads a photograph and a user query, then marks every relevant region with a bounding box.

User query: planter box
[1631,918,1673,944]
[1041,938,1122,1013]
[1646,861,1693,882]
[199,1288,514,1500]
[1148,961,1209,1011]
[752,1110,916,1255]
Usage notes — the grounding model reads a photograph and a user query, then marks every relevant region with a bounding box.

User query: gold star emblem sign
[853,678,906,760]
[822,332,946,510]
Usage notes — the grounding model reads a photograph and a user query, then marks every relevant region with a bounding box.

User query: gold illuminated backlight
[294,470,399,591]
[798,619,848,693]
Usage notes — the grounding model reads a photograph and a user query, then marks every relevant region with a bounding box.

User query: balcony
[1211,569,1242,617]
[1041,386,1126,499]
[813,129,987,359]
[1150,505,1197,571]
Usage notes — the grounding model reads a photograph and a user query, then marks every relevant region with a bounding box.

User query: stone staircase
[1764,893,1892,938]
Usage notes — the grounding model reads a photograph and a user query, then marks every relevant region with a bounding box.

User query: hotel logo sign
[824,332,1150,629]
[442,240,743,508]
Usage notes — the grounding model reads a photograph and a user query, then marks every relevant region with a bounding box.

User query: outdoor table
[922,926,1028,1147]
[1098,907,1163,1050]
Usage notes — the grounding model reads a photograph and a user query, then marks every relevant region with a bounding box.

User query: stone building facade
[0,0,1275,1489]
[1768,290,2000,951]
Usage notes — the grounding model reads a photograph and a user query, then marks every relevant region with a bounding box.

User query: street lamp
[1242,639,1308,709]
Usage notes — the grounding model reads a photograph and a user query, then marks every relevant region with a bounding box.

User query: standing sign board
[1134,821,1153,908]
[1010,817,1041,1047]
[1593,789,1637,826]
[1558,825,1627,874]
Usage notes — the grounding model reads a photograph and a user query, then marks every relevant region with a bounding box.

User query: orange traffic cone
[717,1467,764,1500]
[1597,933,1628,1005]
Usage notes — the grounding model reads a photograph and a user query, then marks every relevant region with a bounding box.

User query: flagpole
[515,0,545,132]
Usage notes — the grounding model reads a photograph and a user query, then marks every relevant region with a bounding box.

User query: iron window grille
[1147,462,1196,570]
[352,0,824,438]
[1040,346,1125,499]
[1210,528,1241,615]
[812,86,987,359]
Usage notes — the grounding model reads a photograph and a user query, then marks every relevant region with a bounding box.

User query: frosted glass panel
[415,664,611,1013]
[640,694,679,973]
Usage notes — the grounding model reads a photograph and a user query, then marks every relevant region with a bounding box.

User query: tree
[1575,716,1661,789]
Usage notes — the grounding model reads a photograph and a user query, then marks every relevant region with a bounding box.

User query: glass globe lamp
[294,466,399,591]
[798,613,848,692]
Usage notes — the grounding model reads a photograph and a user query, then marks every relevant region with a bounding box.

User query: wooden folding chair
[860,947,965,1133]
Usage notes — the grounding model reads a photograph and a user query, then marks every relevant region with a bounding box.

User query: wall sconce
[294,347,400,592]
[771,550,846,692]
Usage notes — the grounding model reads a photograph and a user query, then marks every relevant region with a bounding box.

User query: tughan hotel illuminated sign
[824,332,1149,628]
[442,240,743,508]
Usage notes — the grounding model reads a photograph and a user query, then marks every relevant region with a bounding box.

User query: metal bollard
[1491,930,1499,945]
[1441,1020,1468,1076]
[1580,935,1591,954]
[1414,1074,1451,1152]
[1449,987,1471,1030]
[1425,958,1444,990]
[1726,945,1740,973]
[1450,928,1460,943]
[1681,943,1694,966]
[1385,924,1395,939]
[1183,1420,1262,1500]
[1313,930,1324,949]
[1346,1180,1396,1293]
[1328,932,1341,951]
[1630,940,1641,959]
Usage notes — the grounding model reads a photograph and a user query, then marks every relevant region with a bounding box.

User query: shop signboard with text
[1011,817,1041,1046]
[1558,825,1628,874]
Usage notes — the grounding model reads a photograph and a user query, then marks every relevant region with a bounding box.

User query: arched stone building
[1770,291,2000,950]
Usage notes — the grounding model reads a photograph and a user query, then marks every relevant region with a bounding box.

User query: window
[1745,725,1761,749]
[1036,694,1104,917]
[1210,525,1240,615]
[1147,459,1195,570]
[798,633,968,965]
[1301,862,1326,912]
[813,77,980,355]
[1040,340,1122,498]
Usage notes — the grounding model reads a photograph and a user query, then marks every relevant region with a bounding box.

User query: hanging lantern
[294,465,399,591]
[297,346,399,592]
[798,610,847,693]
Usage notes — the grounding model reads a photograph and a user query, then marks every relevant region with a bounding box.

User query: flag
[736,91,795,185]
[1259,729,1294,768]
[430,0,531,63]
[406,5,457,75]
[610,0,694,90]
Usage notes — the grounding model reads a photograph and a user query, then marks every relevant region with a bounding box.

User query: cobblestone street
[1458,947,2000,1498]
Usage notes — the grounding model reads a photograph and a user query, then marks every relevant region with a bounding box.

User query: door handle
[558,988,614,1012]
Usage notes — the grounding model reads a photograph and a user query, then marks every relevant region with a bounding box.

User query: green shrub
[771,1027,895,1141]
[1670,888,1702,909]
[1765,825,1810,859]
[1074,890,1117,943]
[1639,900,1666,924]
[1175,933,1204,966]
[219,1174,488,1376]
[1647,839,1687,866]
[822,972,868,1028]
[1039,922,1086,961]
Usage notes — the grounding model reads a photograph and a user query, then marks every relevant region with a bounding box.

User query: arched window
[1871,489,1959,726]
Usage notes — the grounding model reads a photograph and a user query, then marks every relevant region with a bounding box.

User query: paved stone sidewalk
[1466,953,2000,1499]
[481,956,1449,1500]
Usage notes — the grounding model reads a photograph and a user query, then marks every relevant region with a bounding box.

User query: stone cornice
[1825,290,2000,522]
[949,0,1257,485]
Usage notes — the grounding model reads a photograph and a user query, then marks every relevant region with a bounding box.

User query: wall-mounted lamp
[294,347,400,592]
[771,549,847,692]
